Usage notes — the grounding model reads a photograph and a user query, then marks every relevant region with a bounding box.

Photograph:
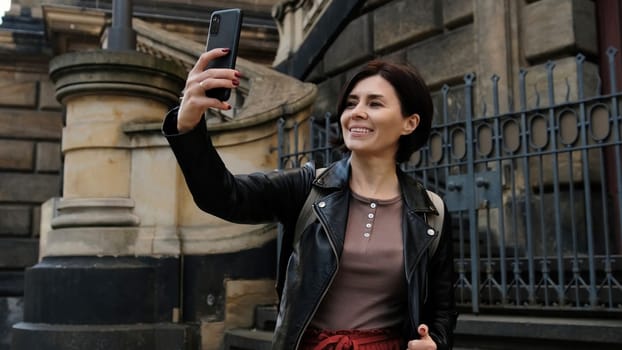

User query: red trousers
[300,328,403,350]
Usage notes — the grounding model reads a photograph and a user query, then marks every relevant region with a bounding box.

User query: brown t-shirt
[310,191,407,331]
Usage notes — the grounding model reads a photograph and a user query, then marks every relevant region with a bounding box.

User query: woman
[163,48,457,350]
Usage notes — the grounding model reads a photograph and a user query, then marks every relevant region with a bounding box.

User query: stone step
[223,328,273,350]
[254,304,277,331]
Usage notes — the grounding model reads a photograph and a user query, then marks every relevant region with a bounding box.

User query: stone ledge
[456,314,622,346]
[12,322,199,350]
[223,328,273,350]
[0,239,38,268]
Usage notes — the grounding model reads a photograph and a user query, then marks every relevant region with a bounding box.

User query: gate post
[464,72,480,313]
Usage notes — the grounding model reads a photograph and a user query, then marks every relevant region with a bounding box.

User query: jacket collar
[313,157,439,215]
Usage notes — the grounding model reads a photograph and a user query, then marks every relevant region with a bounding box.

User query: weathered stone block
[32,205,40,237]
[324,14,372,75]
[0,273,24,296]
[0,297,23,350]
[0,173,60,202]
[0,81,36,107]
[312,75,345,116]
[39,79,62,110]
[529,189,601,256]
[130,147,178,227]
[0,239,38,268]
[63,149,130,198]
[39,197,60,257]
[407,24,476,88]
[35,142,61,172]
[0,205,31,236]
[522,57,600,109]
[306,59,324,83]
[0,140,33,170]
[443,0,474,28]
[201,321,225,350]
[224,279,277,329]
[381,48,408,64]
[374,0,442,53]
[42,227,145,257]
[0,109,62,140]
[522,0,597,62]
[431,83,467,124]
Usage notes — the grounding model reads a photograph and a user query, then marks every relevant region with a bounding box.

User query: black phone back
[205,8,243,101]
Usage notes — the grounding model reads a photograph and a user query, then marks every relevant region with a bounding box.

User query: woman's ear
[402,113,420,135]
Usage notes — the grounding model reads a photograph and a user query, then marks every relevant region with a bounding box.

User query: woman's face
[340,75,419,161]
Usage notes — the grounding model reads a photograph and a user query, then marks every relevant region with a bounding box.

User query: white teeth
[350,127,371,133]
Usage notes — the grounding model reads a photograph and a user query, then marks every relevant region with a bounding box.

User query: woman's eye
[345,101,357,108]
[370,101,383,107]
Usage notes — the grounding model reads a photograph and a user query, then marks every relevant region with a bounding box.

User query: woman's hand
[406,324,437,350]
[177,48,241,133]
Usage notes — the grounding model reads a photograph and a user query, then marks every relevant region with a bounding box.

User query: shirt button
[368,213,374,219]
[318,201,326,208]
[363,232,370,238]
[366,223,372,228]
[427,228,435,236]
[370,203,377,209]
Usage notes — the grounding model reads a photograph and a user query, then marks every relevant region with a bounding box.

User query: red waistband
[302,327,402,350]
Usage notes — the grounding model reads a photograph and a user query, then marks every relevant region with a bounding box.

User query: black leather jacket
[163,110,457,350]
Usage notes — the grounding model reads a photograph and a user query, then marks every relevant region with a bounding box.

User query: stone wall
[294,0,601,269]
[304,0,598,118]
[268,1,609,348]
[0,44,62,350]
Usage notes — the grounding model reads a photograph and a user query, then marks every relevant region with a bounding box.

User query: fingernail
[227,104,232,110]
[222,48,231,53]
[234,71,242,78]
[232,79,240,86]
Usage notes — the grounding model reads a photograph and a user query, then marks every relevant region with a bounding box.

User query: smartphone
[204,8,243,101]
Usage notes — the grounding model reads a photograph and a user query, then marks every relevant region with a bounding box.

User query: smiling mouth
[349,127,373,134]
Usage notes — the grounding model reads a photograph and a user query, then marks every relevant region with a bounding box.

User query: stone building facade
[274,0,599,118]
[0,6,62,350]
[269,0,622,349]
[0,1,290,349]
[1,0,621,349]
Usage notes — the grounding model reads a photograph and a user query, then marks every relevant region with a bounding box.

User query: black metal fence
[277,51,622,315]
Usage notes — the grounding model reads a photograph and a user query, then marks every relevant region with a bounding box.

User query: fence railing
[277,50,622,315]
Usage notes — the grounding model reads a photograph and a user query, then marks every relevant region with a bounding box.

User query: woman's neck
[348,154,400,200]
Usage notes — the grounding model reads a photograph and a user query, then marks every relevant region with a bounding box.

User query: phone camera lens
[210,14,221,34]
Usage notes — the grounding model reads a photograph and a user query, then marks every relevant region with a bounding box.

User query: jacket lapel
[310,158,351,256]
[397,169,439,282]
[310,159,440,269]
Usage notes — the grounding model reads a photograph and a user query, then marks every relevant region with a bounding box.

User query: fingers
[190,48,232,74]
[406,324,436,350]
[176,49,241,132]
[418,324,429,338]
[195,76,239,92]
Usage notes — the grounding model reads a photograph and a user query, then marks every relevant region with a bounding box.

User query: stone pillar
[473,0,522,114]
[11,51,193,350]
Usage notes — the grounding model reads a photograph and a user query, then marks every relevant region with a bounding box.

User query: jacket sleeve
[162,107,314,225]
[422,204,458,350]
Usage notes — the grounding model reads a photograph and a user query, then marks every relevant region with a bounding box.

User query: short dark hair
[335,60,433,163]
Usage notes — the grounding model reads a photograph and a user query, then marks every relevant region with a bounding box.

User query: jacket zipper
[293,204,340,350]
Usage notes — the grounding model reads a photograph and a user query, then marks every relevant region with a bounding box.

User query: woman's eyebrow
[348,93,385,99]
[367,93,385,100]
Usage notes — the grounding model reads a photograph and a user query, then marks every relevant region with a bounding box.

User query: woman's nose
[350,104,368,119]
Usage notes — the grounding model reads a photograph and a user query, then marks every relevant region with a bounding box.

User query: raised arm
[162,49,314,225]
[163,108,313,225]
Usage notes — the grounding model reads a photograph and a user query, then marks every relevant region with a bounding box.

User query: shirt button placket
[364,202,377,238]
